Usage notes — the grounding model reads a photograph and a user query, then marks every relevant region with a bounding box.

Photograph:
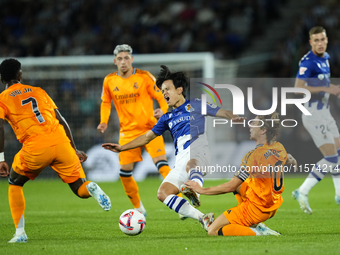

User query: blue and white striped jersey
[151,98,220,155]
[297,50,331,110]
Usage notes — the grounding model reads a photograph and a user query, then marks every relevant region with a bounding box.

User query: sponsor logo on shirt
[299,67,307,75]
[114,87,119,91]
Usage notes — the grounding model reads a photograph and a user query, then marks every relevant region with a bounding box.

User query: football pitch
[0,177,339,255]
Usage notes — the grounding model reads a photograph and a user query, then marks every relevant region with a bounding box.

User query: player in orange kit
[0,58,111,243]
[186,112,297,236]
[97,44,174,216]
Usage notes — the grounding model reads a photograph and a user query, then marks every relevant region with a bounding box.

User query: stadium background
[1,0,340,180]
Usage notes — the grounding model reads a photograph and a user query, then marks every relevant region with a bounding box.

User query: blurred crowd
[0,0,285,59]
[266,0,340,78]
[1,0,340,167]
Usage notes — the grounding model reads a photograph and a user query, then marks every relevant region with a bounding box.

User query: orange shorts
[119,135,166,165]
[12,142,86,184]
[223,183,277,227]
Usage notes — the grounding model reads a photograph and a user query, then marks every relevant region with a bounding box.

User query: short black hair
[0,58,21,82]
[156,65,188,98]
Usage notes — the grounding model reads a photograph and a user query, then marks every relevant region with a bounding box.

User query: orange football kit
[100,68,169,165]
[225,142,287,229]
[0,83,85,183]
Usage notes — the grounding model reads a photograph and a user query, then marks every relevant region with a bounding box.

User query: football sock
[217,224,256,236]
[299,156,338,195]
[333,149,340,197]
[16,215,25,235]
[136,201,146,215]
[189,168,203,187]
[156,160,171,179]
[332,174,340,197]
[163,194,203,220]
[8,184,25,229]
[77,181,91,198]
[120,169,141,208]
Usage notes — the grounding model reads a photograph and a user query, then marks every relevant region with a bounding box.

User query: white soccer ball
[119,209,146,236]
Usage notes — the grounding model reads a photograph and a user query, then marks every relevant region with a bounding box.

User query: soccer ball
[119,209,146,236]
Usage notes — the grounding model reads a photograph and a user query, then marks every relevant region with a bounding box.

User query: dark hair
[258,112,280,144]
[0,58,21,82]
[156,65,188,98]
[309,26,326,38]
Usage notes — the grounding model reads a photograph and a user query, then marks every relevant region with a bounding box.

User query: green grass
[0,177,339,255]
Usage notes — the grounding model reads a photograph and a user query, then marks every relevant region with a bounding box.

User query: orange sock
[158,164,171,179]
[77,181,91,198]
[217,224,256,236]
[120,176,140,208]
[8,184,25,228]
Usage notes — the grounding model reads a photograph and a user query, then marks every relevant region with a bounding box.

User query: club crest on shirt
[185,104,194,112]
[134,83,139,89]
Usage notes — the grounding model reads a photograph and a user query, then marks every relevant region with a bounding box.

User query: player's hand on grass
[184,180,204,194]
[102,143,122,153]
[0,161,9,177]
[76,150,88,162]
[153,108,164,119]
[97,123,108,133]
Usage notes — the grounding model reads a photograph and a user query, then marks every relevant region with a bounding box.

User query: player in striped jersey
[0,59,111,243]
[102,65,245,230]
[292,26,340,214]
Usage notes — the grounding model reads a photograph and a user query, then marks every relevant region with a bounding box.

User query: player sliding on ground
[185,113,297,236]
[103,65,245,230]
[0,59,111,243]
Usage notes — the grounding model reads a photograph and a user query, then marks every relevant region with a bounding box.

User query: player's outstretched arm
[295,78,340,95]
[0,118,9,177]
[185,177,242,195]
[102,130,157,153]
[214,108,246,122]
[55,109,88,162]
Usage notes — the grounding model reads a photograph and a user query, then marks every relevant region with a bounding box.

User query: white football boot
[86,182,111,211]
[8,232,28,243]
[292,189,312,215]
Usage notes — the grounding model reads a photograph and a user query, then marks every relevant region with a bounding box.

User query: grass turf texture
[0,177,339,255]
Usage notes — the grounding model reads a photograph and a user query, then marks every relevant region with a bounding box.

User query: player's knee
[207,227,217,236]
[157,188,167,202]
[8,174,28,187]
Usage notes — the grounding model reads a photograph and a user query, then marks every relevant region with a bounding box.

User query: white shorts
[302,108,340,148]
[162,135,210,190]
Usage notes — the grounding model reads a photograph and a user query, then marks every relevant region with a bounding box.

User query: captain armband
[234,165,249,182]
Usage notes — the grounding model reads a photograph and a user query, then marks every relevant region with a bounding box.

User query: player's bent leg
[69,178,91,198]
[153,156,171,179]
[158,182,204,221]
[119,165,146,216]
[8,169,30,243]
[210,214,258,236]
[181,159,203,208]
